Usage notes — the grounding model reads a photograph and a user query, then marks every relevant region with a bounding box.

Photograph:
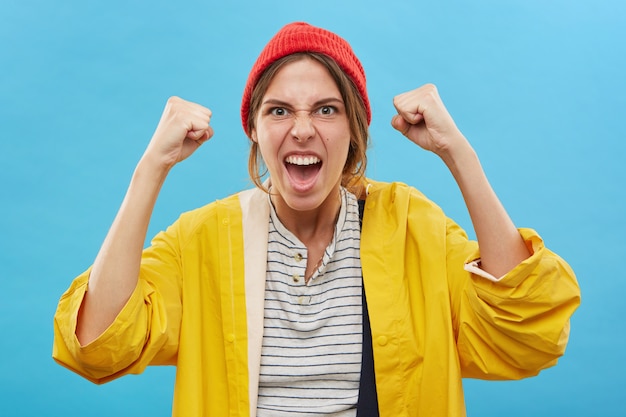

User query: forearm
[441,137,530,278]
[76,155,170,345]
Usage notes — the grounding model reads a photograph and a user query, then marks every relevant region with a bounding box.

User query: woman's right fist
[144,97,214,169]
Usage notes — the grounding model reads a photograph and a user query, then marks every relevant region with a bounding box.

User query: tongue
[286,163,320,182]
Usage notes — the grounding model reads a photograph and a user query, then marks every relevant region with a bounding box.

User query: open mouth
[284,155,322,185]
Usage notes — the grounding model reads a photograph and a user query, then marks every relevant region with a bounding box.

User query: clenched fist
[391,84,468,158]
[143,96,214,170]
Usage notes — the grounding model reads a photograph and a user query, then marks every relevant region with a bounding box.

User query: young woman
[53,22,580,416]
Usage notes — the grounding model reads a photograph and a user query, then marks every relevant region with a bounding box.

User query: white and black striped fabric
[257,188,363,416]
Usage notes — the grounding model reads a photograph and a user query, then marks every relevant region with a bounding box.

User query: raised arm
[391,84,530,277]
[75,97,214,345]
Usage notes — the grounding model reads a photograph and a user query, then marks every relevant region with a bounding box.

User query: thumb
[391,114,411,135]
[188,126,214,143]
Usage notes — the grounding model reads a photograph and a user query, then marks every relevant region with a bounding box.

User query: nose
[290,112,315,142]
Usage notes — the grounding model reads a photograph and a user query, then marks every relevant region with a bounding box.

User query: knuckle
[425,84,439,99]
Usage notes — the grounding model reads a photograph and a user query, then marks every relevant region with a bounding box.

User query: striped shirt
[257,188,363,417]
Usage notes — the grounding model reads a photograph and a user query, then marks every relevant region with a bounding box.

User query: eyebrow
[261,97,345,107]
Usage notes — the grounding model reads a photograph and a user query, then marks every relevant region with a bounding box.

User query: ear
[250,129,258,143]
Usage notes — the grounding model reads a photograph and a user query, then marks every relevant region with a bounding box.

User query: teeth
[285,155,320,166]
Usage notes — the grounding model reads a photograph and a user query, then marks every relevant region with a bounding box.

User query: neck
[271,187,342,246]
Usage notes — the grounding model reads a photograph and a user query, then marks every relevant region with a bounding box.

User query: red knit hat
[241,22,370,135]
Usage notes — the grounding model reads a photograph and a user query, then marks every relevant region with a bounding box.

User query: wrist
[438,135,478,175]
[134,153,172,188]
[137,149,173,176]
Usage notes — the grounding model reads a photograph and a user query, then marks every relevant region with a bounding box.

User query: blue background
[1,0,624,415]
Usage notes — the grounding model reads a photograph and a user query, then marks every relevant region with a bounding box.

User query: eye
[317,105,336,116]
[269,107,288,117]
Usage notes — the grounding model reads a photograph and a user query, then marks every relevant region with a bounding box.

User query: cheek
[255,131,283,166]
[331,126,351,152]
[328,136,352,170]
[257,121,291,146]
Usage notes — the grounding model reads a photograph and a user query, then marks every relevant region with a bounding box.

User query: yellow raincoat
[53,180,580,416]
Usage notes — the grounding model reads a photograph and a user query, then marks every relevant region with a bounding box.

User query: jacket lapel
[238,187,270,417]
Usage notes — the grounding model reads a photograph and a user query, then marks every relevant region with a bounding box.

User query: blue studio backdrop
[1,0,624,416]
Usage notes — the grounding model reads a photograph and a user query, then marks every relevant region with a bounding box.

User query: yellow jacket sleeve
[52,220,184,384]
[446,219,581,379]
